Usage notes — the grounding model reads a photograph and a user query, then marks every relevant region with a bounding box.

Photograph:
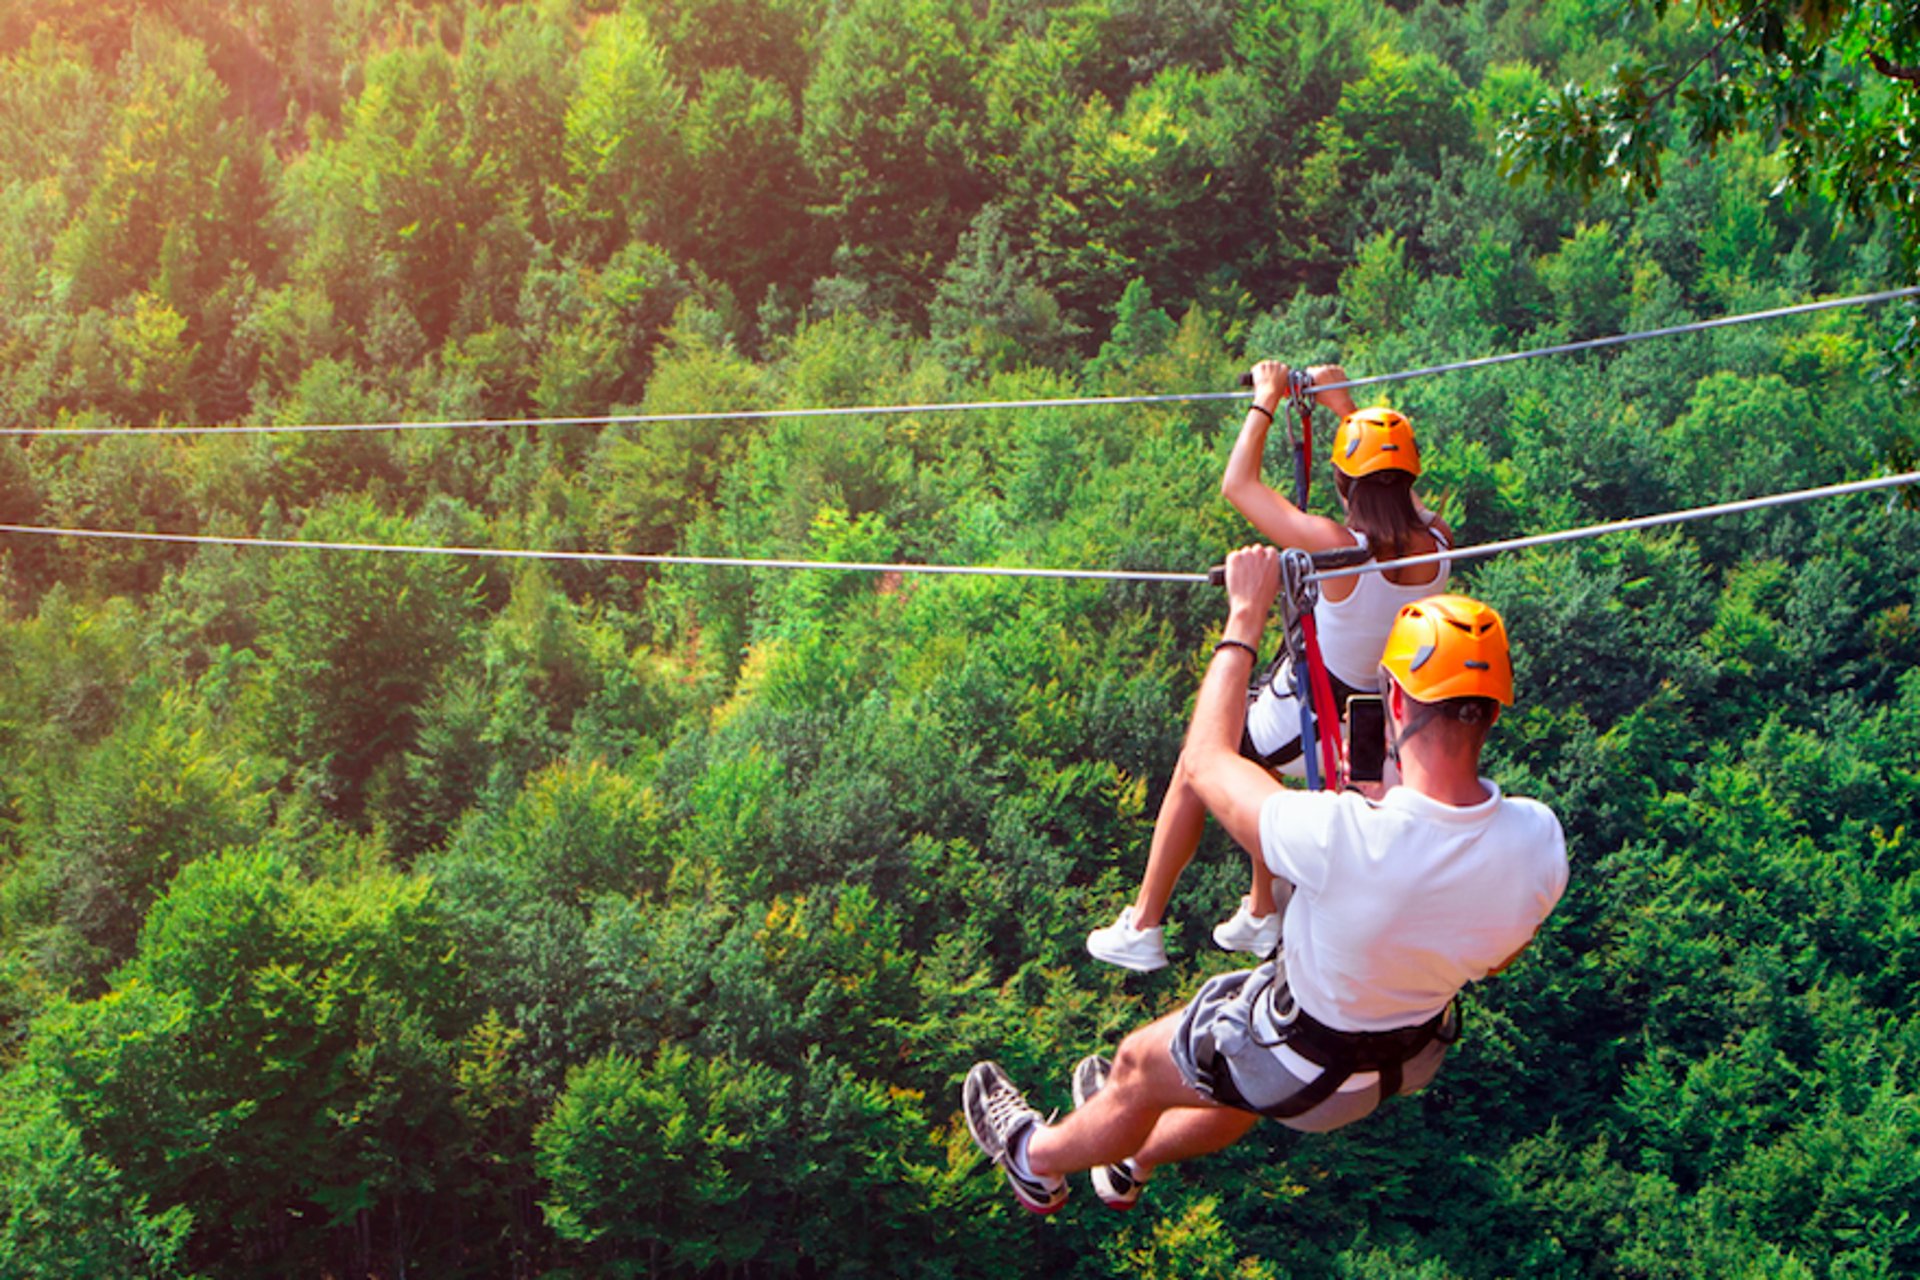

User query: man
[963,545,1568,1213]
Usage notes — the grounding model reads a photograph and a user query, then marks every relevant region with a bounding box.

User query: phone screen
[1346,695,1386,784]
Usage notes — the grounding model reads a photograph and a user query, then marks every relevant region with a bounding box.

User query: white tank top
[1313,525,1451,688]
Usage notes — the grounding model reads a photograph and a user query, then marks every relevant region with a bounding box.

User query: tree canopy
[1498,0,1920,254]
[0,0,1915,1276]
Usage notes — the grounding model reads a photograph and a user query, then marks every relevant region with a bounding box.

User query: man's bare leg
[1130,1102,1261,1176]
[1025,1012,1227,1179]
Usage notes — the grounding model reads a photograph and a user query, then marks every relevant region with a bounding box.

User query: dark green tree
[800,0,993,318]
[255,497,480,823]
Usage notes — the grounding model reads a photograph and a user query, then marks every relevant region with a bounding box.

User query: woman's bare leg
[1247,861,1290,920]
[1128,753,1208,929]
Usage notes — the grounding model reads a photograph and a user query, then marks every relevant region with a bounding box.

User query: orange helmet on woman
[1333,406,1420,479]
[1378,594,1512,705]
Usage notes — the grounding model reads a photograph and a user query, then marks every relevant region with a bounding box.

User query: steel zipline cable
[2,470,1916,584]
[1,285,1917,438]
[1301,470,1920,585]
[0,522,1205,583]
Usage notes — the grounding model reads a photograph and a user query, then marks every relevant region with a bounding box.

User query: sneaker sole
[1007,1173,1069,1215]
[1211,924,1281,955]
[1088,1157,1142,1210]
[1086,938,1169,972]
[1071,1055,1110,1109]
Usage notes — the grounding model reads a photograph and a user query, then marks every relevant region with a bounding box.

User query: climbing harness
[1258,546,1374,791]
[1273,550,1327,790]
[1190,959,1463,1119]
[1261,995,1460,1118]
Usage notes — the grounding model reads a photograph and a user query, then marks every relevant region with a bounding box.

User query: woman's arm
[1308,363,1359,419]
[1221,360,1356,553]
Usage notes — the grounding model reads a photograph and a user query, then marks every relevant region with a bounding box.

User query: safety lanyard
[1276,549,1346,791]
[1299,612,1343,787]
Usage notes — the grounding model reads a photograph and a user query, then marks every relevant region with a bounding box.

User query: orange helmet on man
[1378,594,1513,706]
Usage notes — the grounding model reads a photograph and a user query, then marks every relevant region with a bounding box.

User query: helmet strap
[1380,671,1473,765]
[1386,702,1444,765]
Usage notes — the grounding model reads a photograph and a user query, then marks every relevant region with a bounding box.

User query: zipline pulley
[1288,369,1315,510]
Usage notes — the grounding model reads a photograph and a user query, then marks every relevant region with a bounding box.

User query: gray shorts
[1168,958,1449,1133]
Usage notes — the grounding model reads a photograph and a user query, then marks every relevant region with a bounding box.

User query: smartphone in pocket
[1345,694,1386,784]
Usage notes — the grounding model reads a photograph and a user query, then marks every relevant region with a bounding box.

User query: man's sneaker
[1212,896,1281,955]
[1071,1054,1145,1210]
[963,1062,1068,1214]
[1087,906,1168,972]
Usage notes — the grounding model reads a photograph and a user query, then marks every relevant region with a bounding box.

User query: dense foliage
[0,0,1916,1276]
[1498,0,1920,264]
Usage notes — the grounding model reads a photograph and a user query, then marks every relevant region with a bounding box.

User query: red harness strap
[1299,612,1344,789]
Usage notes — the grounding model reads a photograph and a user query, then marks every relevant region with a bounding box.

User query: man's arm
[1182,546,1290,858]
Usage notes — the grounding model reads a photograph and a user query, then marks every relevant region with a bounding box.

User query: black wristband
[1248,402,1275,422]
[1214,638,1260,660]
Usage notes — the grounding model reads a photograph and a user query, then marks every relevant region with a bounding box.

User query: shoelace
[981,1082,1037,1149]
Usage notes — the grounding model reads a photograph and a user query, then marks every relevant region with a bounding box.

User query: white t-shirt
[1258,782,1568,1033]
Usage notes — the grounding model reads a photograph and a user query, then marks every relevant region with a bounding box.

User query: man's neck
[1396,749,1492,807]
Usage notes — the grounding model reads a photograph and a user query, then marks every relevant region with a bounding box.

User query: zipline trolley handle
[1205,543,1371,587]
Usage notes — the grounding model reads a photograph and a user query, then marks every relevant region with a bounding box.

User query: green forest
[0,0,1917,1275]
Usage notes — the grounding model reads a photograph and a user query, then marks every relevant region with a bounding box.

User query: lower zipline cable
[0,523,1202,583]
[2,471,1916,583]
[1304,470,1920,584]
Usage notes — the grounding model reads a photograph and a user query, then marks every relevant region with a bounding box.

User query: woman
[1086,360,1454,972]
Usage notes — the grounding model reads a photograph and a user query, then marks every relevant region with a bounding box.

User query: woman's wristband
[1213,638,1260,660]
[1247,402,1275,422]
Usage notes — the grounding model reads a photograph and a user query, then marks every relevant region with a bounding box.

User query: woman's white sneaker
[1211,896,1281,955]
[1086,906,1168,971]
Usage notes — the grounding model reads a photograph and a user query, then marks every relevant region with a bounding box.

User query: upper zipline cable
[2,285,1917,438]
[3,471,1916,583]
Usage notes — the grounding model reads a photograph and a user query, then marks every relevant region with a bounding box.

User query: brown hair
[1334,469,1426,561]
